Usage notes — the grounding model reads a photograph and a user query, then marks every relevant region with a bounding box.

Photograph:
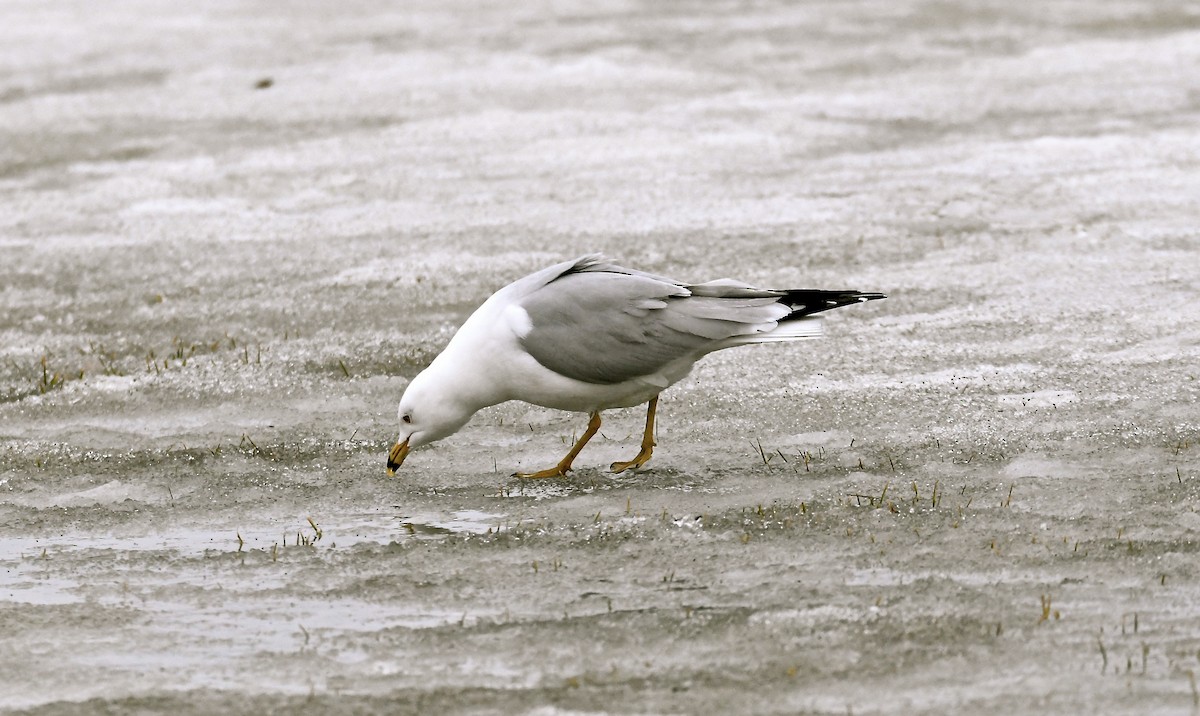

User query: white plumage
[387,255,884,478]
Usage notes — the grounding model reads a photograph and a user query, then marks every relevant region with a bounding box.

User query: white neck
[421,315,512,413]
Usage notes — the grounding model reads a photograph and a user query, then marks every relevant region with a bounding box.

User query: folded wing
[518,264,793,385]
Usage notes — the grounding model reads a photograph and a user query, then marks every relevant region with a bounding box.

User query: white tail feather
[723,317,824,347]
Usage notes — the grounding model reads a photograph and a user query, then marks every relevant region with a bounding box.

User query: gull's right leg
[611,396,658,474]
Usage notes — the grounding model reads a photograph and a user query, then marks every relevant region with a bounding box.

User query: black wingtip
[780,289,886,318]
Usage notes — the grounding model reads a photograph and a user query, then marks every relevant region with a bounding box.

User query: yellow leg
[611,396,658,473]
[515,412,602,479]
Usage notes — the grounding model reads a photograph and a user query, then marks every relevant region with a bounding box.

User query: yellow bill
[386,439,410,477]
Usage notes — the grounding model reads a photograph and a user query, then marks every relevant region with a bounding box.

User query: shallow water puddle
[0,508,510,563]
[396,509,506,536]
[0,506,520,607]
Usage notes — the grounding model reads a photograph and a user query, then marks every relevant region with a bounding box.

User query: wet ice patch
[399,509,505,535]
[0,574,81,605]
[996,390,1078,409]
[123,196,248,215]
[69,374,141,394]
[777,430,854,449]
[804,363,1042,393]
[1002,454,1089,479]
[9,479,165,508]
[846,567,906,587]
[748,605,862,627]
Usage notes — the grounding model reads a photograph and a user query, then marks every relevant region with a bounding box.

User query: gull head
[386,370,474,476]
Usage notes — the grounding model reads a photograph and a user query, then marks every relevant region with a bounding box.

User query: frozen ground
[2,0,1200,714]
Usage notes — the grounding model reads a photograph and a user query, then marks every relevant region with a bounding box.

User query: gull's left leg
[611,396,658,473]
[515,411,602,479]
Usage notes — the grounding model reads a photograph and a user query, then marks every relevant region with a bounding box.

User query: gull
[387,255,884,478]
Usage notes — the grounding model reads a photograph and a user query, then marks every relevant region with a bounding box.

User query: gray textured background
[2,1,1199,713]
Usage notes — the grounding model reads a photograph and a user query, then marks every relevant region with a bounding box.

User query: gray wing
[517,268,789,385]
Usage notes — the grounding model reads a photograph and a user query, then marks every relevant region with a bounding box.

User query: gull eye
[402,414,412,424]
